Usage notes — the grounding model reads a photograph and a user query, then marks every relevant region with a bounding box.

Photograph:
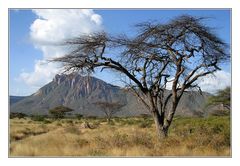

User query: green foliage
[43,119,52,124]
[10,112,27,119]
[31,115,45,122]
[75,114,83,120]
[49,106,73,119]
[86,116,97,120]
[207,87,230,109]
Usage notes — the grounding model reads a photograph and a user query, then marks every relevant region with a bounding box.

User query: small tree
[94,101,125,123]
[207,87,230,110]
[52,15,229,138]
[49,106,73,119]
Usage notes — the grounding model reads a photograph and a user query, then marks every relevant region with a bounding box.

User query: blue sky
[9,9,231,96]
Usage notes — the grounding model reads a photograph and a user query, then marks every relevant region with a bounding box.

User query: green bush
[75,114,83,120]
[31,115,45,122]
[43,119,51,124]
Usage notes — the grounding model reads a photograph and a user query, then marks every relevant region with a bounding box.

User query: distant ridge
[10,96,26,105]
[10,73,212,117]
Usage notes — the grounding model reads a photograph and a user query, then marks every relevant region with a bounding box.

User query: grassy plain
[9,115,230,157]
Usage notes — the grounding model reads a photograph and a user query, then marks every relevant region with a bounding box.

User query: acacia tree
[49,106,73,119]
[94,101,125,123]
[51,15,229,138]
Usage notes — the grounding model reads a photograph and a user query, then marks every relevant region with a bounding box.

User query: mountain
[10,73,212,117]
[10,96,26,105]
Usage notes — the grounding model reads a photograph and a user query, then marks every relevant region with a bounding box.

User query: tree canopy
[49,106,74,119]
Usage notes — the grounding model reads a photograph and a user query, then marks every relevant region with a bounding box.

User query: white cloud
[19,9,103,90]
[19,60,60,88]
[165,70,231,94]
[197,70,231,94]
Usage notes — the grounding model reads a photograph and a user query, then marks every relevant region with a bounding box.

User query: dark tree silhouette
[51,15,229,138]
[94,101,125,123]
[49,106,73,119]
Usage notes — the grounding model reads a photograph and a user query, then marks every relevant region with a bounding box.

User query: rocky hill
[10,73,212,117]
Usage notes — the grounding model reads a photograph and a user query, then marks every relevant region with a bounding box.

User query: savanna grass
[10,116,230,156]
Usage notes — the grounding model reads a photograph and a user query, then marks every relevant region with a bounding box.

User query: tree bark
[152,110,168,139]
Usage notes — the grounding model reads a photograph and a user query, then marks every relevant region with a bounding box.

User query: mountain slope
[10,73,211,117]
[10,96,26,105]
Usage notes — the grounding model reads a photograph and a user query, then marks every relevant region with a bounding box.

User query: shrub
[65,119,73,124]
[75,114,83,120]
[31,115,45,122]
[139,120,152,128]
[10,112,27,119]
[43,119,51,124]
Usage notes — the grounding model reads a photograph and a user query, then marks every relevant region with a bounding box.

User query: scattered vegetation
[30,115,46,122]
[10,116,230,156]
[10,112,27,119]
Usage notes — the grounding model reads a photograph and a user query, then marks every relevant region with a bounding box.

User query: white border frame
[1,0,240,165]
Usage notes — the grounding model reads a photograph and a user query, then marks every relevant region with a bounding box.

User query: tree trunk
[107,117,111,123]
[152,110,168,139]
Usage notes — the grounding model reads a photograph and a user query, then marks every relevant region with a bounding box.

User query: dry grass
[9,116,230,157]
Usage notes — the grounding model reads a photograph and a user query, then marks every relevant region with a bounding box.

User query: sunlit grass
[9,116,230,157]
